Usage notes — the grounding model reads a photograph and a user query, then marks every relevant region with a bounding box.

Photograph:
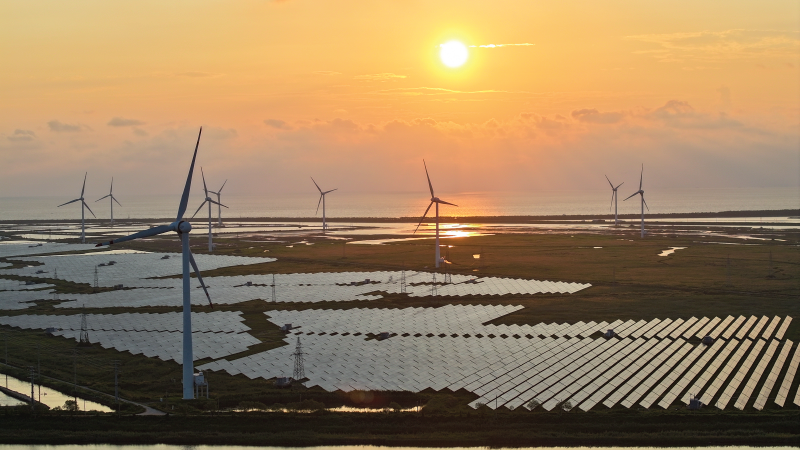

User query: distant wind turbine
[414,160,457,268]
[95,127,214,400]
[311,177,337,231]
[605,175,623,227]
[623,165,649,238]
[191,168,228,252]
[95,177,122,226]
[207,179,227,228]
[57,172,96,244]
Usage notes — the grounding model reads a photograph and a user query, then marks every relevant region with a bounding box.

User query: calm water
[0,188,797,221]
[0,445,794,450]
[0,372,112,412]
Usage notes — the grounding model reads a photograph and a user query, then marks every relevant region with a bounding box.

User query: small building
[274,377,293,388]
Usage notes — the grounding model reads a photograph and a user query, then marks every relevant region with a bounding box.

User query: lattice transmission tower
[79,308,90,346]
[292,336,305,381]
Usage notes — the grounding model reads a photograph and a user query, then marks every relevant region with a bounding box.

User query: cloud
[175,71,218,77]
[107,117,145,127]
[626,29,800,63]
[354,73,407,81]
[7,129,36,142]
[264,119,291,130]
[47,120,83,132]
[468,43,535,48]
[571,108,624,124]
[133,128,148,137]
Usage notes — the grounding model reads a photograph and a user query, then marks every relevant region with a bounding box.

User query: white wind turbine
[605,175,623,227]
[623,164,649,238]
[95,177,122,226]
[191,168,228,252]
[311,177,337,231]
[414,160,457,268]
[57,172,96,244]
[207,179,227,228]
[95,127,213,400]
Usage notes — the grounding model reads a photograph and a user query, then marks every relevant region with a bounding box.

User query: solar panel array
[198,309,797,411]
[0,311,258,363]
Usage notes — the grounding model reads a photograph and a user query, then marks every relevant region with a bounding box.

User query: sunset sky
[1,0,798,197]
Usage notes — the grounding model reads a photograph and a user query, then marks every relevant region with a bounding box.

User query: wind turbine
[191,168,228,252]
[57,173,96,244]
[207,179,227,228]
[605,175,624,227]
[95,177,122,226]
[311,177,337,231]
[95,127,213,400]
[623,165,649,238]
[413,160,457,268]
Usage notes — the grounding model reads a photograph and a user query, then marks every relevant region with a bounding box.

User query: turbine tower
[311,177,337,231]
[191,168,228,252]
[414,160,457,268]
[207,179,227,228]
[623,165,649,238]
[95,127,214,400]
[605,175,623,227]
[57,173,96,243]
[95,177,122,226]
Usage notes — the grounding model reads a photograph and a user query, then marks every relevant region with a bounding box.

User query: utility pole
[431,272,437,297]
[113,360,120,413]
[400,268,406,294]
[271,274,276,303]
[36,344,41,403]
[73,349,77,403]
[29,366,35,413]
[93,266,99,292]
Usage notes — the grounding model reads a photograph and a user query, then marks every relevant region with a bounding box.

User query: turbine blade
[639,164,643,191]
[176,127,202,221]
[57,198,81,207]
[95,224,171,246]
[189,251,213,308]
[642,196,650,211]
[201,167,208,196]
[82,201,96,218]
[610,191,615,210]
[436,199,458,207]
[95,195,111,202]
[413,202,434,234]
[623,192,638,201]
[209,200,228,208]
[311,177,322,193]
[110,177,113,194]
[191,200,208,219]
[81,172,87,197]
[323,188,337,194]
[315,195,323,215]
[616,182,624,189]
[423,160,434,197]
[605,175,613,188]
[218,179,227,194]
[112,196,122,207]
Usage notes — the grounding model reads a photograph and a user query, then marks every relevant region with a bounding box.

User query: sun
[439,40,468,68]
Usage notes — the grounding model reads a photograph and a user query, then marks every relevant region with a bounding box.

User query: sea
[0,188,797,221]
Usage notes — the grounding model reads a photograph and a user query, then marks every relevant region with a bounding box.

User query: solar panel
[748,316,770,340]
[699,339,751,406]
[708,316,734,339]
[774,316,792,340]
[683,317,709,339]
[602,339,675,408]
[641,342,706,408]
[734,341,780,410]
[715,339,765,409]
[695,317,721,339]
[774,341,799,407]
[760,316,782,341]
[659,339,724,409]
[721,316,746,340]
[621,341,691,408]
[736,316,758,340]
[670,317,697,339]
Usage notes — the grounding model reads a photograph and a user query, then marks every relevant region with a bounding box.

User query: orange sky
[1,0,798,196]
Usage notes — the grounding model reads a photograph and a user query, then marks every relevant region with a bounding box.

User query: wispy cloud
[354,73,407,81]
[107,117,145,127]
[264,119,291,130]
[469,43,535,48]
[625,29,800,63]
[47,120,84,132]
[7,129,36,142]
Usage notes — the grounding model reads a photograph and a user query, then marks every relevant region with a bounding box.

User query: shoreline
[0,209,797,225]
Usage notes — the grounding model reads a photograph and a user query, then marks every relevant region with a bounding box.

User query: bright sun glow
[439,41,468,68]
